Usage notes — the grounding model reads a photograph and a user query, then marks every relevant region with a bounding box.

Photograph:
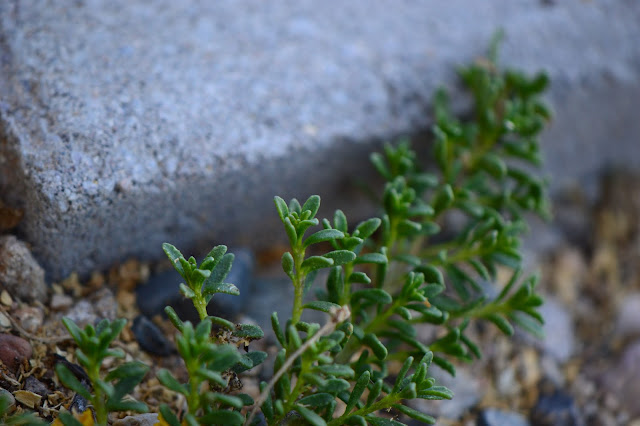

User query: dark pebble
[531,390,584,426]
[137,248,254,322]
[0,333,32,373]
[478,408,529,426]
[132,315,175,356]
[24,376,49,397]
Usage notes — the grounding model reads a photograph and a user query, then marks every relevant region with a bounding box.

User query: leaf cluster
[55,318,148,426]
[52,38,552,426]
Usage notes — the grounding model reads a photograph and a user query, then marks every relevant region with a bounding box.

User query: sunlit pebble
[0,312,11,328]
[0,289,12,306]
[14,306,44,333]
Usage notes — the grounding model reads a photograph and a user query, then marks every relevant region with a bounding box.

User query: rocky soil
[1,170,640,425]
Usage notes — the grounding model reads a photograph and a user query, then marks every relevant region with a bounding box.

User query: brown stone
[0,333,32,373]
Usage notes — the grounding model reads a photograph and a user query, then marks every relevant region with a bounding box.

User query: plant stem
[193,294,208,322]
[328,393,403,426]
[88,363,107,425]
[245,306,350,426]
[291,246,306,325]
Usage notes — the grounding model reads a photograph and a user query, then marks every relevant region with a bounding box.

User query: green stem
[193,294,208,322]
[328,393,403,426]
[88,363,107,425]
[291,245,306,325]
[339,263,354,306]
[186,359,202,417]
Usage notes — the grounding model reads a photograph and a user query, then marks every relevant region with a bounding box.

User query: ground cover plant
[0,39,552,425]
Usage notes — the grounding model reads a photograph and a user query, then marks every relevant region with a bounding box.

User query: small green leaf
[203,245,227,266]
[365,416,405,426]
[209,393,244,409]
[55,364,92,400]
[164,306,184,332]
[480,153,508,178]
[297,393,334,407]
[196,368,227,387]
[351,289,392,305]
[162,243,185,278]
[294,404,327,426]
[302,256,334,273]
[179,283,196,299]
[61,317,84,345]
[354,252,387,265]
[304,300,341,313]
[274,196,289,222]
[348,272,371,284]
[233,324,264,340]
[202,282,240,300]
[281,251,295,280]
[418,385,454,400]
[345,370,370,413]
[233,351,268,373]
[324,250,356,266]
[314,364,354,378]
[367,379,383,406]
[362,333,387,360]
[333,209,349,232]
[393,404,436,424]
[159,405,181,426]
[157,369,188,395]
[354,218,381,239]
[199,410,244,425]
[207,253,235,286]
[304,229,344,248]
[486,313,514,336]
[393,357,414,392]
[284,217,298,247]
[55,412,84,426]
[370,152,390,179]
[302,195,321,217]
[271,313,286,347]
[318,378,351,395]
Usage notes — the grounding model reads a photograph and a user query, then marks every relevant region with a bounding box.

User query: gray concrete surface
[0,0,639,280]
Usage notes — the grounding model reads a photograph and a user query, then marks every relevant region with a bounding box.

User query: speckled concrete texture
[0,0,639,280]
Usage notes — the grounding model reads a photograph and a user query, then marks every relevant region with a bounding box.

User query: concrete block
[1,0,639,280]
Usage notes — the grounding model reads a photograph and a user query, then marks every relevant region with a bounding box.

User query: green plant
[157,244,266,425]
[53,37,551,425]
[54,318,149,426]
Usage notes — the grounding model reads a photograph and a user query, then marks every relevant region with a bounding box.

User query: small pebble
[531,390,584,426]
[522,297,575,363]
[92,287,117,321]
[478,408,530,426]
[615,293,640,338]
[0,333,32,373]
[1,290,12,306]
[602,340,640,416]
[24,376,49,397]
[14,306,44,333]
[50,293,73,311]
[131,315,175,356]
[0,236,47,302]
[0,312,11,328]
[65,300,98,328]
[113,413,159,426]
